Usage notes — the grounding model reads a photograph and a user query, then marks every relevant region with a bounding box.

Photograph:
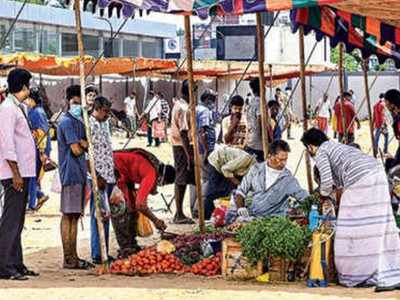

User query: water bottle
[308,205,319,232]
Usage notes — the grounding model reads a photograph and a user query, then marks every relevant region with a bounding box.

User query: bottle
[308,205,319,232]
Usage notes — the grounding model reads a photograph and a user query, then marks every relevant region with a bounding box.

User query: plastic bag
[51,170,61,194]
[137,213,153,237]
[109,186,126,218]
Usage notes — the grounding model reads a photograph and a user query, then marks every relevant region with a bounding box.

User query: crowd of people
[1,68,400,292]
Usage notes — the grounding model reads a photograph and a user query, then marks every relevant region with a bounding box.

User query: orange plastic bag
[137,213,153,237]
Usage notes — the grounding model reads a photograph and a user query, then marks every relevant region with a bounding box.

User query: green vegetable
[236,217,311,265]
[396,215,400,229]
[298,193,320,216]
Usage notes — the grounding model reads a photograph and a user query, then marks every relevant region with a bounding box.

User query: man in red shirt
[373,93,389,154]
[334,92,360,144]
[112,148,175,257]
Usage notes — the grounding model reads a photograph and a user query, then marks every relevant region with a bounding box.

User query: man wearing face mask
[221,95,247,148]
[0,68,37,280]
[301,128,400,292]
[226,140,307,224]
[57,85,91,270]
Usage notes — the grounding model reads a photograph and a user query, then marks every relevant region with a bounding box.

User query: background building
[0,0,176,58]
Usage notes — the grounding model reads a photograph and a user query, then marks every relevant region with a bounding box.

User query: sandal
[34,196,49,211]
[63,259,94,270]
[173,216,195,225]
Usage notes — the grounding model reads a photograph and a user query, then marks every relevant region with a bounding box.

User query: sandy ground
[1,122,399,300]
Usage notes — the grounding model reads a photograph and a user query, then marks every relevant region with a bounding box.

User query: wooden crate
[268,257,289,282]
[222,238,263,280]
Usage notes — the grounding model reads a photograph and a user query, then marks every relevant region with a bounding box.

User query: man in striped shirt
[301,128,400,292]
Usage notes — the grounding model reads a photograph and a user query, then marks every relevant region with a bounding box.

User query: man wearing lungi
[170,80,195,224]
[57,85,91,269]
[301,128,400,292]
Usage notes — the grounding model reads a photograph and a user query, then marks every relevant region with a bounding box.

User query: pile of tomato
[105,248,222,277]
[109,248,189,275]
[190,252,222,277]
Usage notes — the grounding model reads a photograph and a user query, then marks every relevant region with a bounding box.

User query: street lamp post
[97,17,114,57]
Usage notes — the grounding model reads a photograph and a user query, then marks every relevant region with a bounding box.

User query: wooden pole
[299,26,314,192]
[184,16,205,234]
[269,64,273,99]
[256,12,270,159]
[73,0,107,262]
[362,59,376,157]
[338,43,347,144]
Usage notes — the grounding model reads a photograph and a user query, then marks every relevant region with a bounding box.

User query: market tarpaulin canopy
[0,53,177,76]
[66,0,344,19]
[290,5,400,67]
[122,59,335,81]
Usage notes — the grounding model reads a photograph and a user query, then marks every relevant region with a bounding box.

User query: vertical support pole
[299,26,314,192]
[338,43,347,144]
[184,16,205,234]
[362,59,376,157]
[256,12,270,159]
[73,0,107,262]
[269,64,273,99]
[99,75,103,94]
[125,76,129,98]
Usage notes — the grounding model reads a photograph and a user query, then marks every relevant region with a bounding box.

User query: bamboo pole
[338,43,347,144]
[299,26,314,192]
[362,59,376,157]
[73,0,107,262]
[256,12,270,159]
[184,16,205,234]
[269,64,273,99]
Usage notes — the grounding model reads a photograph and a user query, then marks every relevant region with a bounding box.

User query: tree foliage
[330,46,361,72]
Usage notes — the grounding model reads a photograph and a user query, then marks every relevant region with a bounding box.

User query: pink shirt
[0,95,36,180]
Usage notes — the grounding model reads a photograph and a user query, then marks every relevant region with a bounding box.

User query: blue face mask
[69,104,82,119]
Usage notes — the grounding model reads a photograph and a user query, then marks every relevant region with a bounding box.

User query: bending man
[112,148,175,257]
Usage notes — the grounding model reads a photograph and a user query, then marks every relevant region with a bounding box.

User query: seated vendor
[226,140,308,224]
[112,148,175,257]
[204,145,257,220]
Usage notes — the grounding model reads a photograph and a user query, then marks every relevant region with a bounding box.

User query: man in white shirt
[314,93,331,134]
[144,92,162,147]
[124,92,138,138]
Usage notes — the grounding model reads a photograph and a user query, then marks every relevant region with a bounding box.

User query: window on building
[0,23,12,53]
[83,34,99,57]
[14,27,36,52]
[62,32,99,57]
[61,32,77,56]
[40,29,59,55]
[142,39,162,58]
[103,38,121,57]
[123,39,139,57]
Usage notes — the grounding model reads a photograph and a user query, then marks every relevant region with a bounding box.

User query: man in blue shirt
[191,90,217,218]
[197,90,217,161]
[57,85,91,270]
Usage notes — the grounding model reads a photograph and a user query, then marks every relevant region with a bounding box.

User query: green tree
[330,46,361,72]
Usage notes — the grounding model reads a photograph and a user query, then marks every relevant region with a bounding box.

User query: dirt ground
[1,123,399,300]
